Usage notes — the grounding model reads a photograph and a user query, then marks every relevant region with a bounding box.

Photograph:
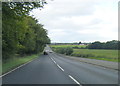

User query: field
[50,44,87,48]
[50,45,119,62]
[72,49,118,62]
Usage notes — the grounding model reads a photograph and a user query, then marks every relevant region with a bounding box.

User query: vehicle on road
[43,51,48,55]
[49,51,53,53]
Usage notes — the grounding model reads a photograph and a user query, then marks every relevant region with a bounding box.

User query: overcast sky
[30,0,118,43]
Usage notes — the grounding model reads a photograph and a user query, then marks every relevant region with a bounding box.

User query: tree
[78,41,81,45]
[87,40,119,50]
[2,1,51,60]
[87,41,103,49]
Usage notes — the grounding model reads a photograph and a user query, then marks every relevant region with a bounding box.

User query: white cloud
[30,0,118,43]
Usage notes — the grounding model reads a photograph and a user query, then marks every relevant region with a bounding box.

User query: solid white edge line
[69,75,81,85]
[0,59,34,78]
[57,64,64,72]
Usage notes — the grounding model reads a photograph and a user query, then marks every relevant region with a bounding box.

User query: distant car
[43,51,48,55]
[49,51,53,53]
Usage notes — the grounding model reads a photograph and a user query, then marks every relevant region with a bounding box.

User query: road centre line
[57,64,64,72]
[50,55,82,85]
[50,56,64,71]
[68,75,81,85]
[50,57,54,61]
[50,56,57,64]
[50,57,54,62]
[53,60,57,64]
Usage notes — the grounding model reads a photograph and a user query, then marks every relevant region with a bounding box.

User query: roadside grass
[2,54,40,74]
[50,44,87,48]
[72,49,118,62]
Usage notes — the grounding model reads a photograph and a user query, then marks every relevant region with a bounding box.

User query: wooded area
[87,40,119,50]
[2,2,50,60]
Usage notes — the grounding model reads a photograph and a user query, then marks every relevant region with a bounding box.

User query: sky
[30,0,118,43]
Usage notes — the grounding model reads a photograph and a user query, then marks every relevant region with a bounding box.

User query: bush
[72,46,79,49]
[65,47,73,55]
[55,47,73,55]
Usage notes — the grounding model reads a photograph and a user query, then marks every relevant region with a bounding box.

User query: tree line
[87,40,119,50]
[2,2,50,60]
[51,40,119,50]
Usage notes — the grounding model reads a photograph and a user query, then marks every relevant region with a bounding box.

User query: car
[43,51,48,55]
[49,51,53,53]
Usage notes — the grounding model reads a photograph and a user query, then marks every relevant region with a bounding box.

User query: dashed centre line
[57,64,64,72]
[53,61,56,64]
[50,56,64,72]
[50,56,82,85]
[69,75,81,85]
[50,57,57,64]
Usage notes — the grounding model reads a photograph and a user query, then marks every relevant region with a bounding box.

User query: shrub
[72,46,79,49]
[65,47,73,55]
[55,47,73,55]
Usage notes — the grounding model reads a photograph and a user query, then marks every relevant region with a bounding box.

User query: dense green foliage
[2,2,50,60]
[54,47,73,55]
[87,40,119,50]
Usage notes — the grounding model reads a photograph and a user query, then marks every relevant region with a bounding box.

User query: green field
[50,44,87,48]
[2,54,39,74]
[72,49,118,62]
[50,45,119,62]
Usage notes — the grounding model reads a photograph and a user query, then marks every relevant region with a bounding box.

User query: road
[2,46,118,85]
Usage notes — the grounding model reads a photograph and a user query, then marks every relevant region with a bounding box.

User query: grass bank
[2,54,39,74]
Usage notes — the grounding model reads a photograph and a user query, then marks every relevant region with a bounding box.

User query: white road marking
[50,56,64,71]
[50,55,81,85]
[51,57,54,61]
[103,68,106,69]
[57,64,64,72]
[69,75,81,85]
[50,57,57,64]
[53,60,57,64]
[0,60,34,78]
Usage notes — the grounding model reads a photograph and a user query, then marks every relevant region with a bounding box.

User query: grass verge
[2,54,39,74]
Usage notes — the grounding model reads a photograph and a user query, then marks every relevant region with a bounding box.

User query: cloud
[30,0,118,43]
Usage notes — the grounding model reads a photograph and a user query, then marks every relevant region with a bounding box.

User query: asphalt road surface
[2,45,118,85]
